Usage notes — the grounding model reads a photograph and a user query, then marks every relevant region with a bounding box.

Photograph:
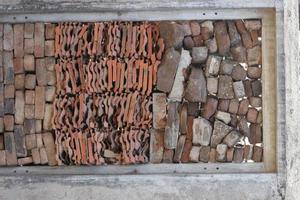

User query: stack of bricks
[0,23,57,166]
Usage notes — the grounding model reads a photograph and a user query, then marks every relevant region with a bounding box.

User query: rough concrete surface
[0,0,299,199]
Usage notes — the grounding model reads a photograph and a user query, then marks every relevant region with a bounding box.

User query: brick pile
[0,23,57,166]
[151,20,263,163]
[53,22,164,165]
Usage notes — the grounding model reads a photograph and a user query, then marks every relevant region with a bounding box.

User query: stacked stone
[0,23,57,166]
[53,22,164,165]
[151,20,263,163]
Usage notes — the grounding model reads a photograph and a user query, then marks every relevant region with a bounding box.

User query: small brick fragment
[252,146,263,162]
[251,80,262,96]
[205,55,222,77]
[205,37,217,53]
[238,117,250,137]
[190,21,201,36]
[247,66,262,79]
[223,130,241,147]
[47,70,56,86]
[199,146,210,163]
[207,77,218,94]
[231,65,247,81]
[249,123,262,144]
[215,111,231,124]
[233,147,244,163]
[14,125,27,157]
[0,150,6,166]
[233,81,245,98]
[193,117,212,146]
[45,86,55,102]
[210,120,233,148]
[192,47,208,64]
[247,108,258,123]
[228,99,239,114]
[183,36,194,50]
[230,44,247,62]
[247,46,261,66]
[220,60,236,75]
[150,129,164,163]
[226,148,234,162]
[218,99,230,112]
[214,21,230,56]
[209,148,217,163]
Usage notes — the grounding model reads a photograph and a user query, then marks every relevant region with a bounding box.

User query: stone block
[169,49,191,101]
[36,133,43,147]
[184,68,207,102]
[238,99,249,115]
[24,104,35,119]
[215,111,231,124]
[24,119,35,134]
[231,65,247,81]
[223,130,241,148]
[45,57,55,71]
[13,58,24,74]
[219,60,235,75]
[47,70,56,86]
[152,93,167,130]
[159,22,185,48]
[233,81,245,98]
[14,125,27,157]
[34,23,45,58]
[192,47,208,63]
[192,117,212,146]
[216,144,228,162]
[149,129,164,163]
[217,75,234,99]
[36,58,47,86]
[24,23,34,39]
[25,134,37,150]
[157,48,180,93]
[15,74,25,90]
[24,54,35,72]
[35,86,45,119]
[42,132,57,166]
[199,146,210,163]
[247,66,262,79]
[173,135,186,163]
[209,148,217,163]
[189,146,200,162]
[214,21,230,55]
[205,55,222,77]
[35,120,42,133]
[25,90,35,104]
[210,120,233,148]
[202,97,218,120]
[4,132,17,165]
[207,77,218,95]
[218,99,230,112]
[164,102,179,149]
[13,24,24,58]
[45,40,55,57]
[4,84,15,98]
[3,24,13,51]
[15,91,25,124]
[24,38,34,54]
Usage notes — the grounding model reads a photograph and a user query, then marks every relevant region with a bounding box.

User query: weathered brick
[47,70,56,85]
[42,132,57,165]
[45,86,56,102]
[0,117,3,133]
[233,81,245,98]
[192,47,208,64]
[36,133,43,147]
[34,23,45,58]
[244,20,262,31]
[223,130,241,147]
[164,102,179,149]
[192,117,212,146]
[173,135,186,163]
[210,120,233,148]
[181,140,192,163]
[35,86,45,119]
[247,66,262,79]
[32,148,41,164]
[238,99,249,115]
[249,123,262,144]
[214,21,230,56]
[183,36,194,50]
[4,84,15,98]
[205,55,222,77]
[227,21,241,46]
[152,93,167,129]
[247,46,261,66]
[39,147,48,164]
[187,102,199,117]
[216,144,228,162]
[13,24,24,58]
[150,129,164,163]
[217,75,234,99]
[24,23,34,39]
[18,157,33,165]
[184,68,207,102]
[190,21,201,36]
[243,80,253,97]
[36,58,47,86]
[24,104,35,119]
[3,51,14,84]
[45,24,55,39]
[238,117,250,137]
[24,119,35,134]
[15,74,25,90]
[199,146,210,163]
[0,24,3,38]
[247,108,258,123]
[3,24,13,51]
[0,134,3,150]
[228,99,239,114]
[252,146,263,162]
[45,40,55,57]
[43,104,53,130]
[15,91,25,124]
[25,90,35,104]
[0,150,5,165]
[218,99,230,112]
[24,38,34,54]
[189,146,200,162]
[219,60,236,75]
[209,148,217,163]
[226,148,234,162]
[230,44,247,62]
[231,65,247,81]
[215,111,231,124]
[4,132,17,165]
[25,134,37,150]
[202,97,218,120]
[251,80,262,97]
[14,125,27,157]
[233,147,244,163]
[25,74,36,89]
[205,37,217,53]
[4,99,14,114]
[45,57,55,71]
[24,54,35,71]
[35,120,42,133]
[13,57,24,74]
[235,20,253,49]
[163,149,174,163]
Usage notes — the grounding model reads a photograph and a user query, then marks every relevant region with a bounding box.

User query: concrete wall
[0,0,299,200]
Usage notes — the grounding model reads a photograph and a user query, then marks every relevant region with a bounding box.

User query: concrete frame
[0,0,299,200]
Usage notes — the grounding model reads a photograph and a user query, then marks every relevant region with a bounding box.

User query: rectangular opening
[0,8,276,175]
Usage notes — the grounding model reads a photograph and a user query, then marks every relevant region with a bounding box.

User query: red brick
[4,84,15,98]
[25,134,37,150]
[3,24,13,51]
[34,23,45,58]
[45,86,55,102]
[25,90,35,104]
[202,97,218,120]
[13,58,24,74]
[4,132,17,165]
[35,120,42,133]
[15,74,25,90]
[24,55,35,71]
[42,132,57,166]
[24,38,34,54]
[214,21,230,56]
[24,23,34,39]
[18,157,33,166]
[238,99,249,115]
[45,57,55,71]
[3,51,14,84]
[36,133,43,147]
[47,70,56,86]
[35,86,45,119]
[4,115,14,131]
[13,24,24,58]
[252,146,263,162]
[25,104,35,119]
[45,40,55,57]
[15,91,25,124]
[36,58,47,86]
[149,129,164,163]
[25,74,36,89]
[45,24,55,39]
[247,108,258,123]
[0,150,5,166]
[24,119,35,134]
